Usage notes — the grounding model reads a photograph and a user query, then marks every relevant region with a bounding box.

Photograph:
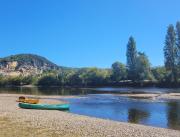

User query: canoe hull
[19,103,69,110]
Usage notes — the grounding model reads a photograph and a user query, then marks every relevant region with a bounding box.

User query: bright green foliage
[37,75,59,86]
[77,68,110,86]
[68,70,83,86]
[111,62,127,82]
[151,66,167,82]
[164,25,178,82]
[56,68,110,86]
[136,52,153,81]
[126,36,137,81]
[58,70,76,85]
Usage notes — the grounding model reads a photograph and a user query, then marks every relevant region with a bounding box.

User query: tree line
[1,21,180,87]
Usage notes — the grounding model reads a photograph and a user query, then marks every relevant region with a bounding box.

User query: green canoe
[19,103,70,110]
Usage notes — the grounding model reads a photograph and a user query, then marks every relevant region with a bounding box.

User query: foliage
[151,67,167,82]
[81,68,110,86]
[6,76,23,86]
[136,52,153,81]
[68,68,110,86]
[176,22,180,80]
[164,25,178,82]
[21,76,34,85]
[126,36,137,81]
[111,62,127,82]
[176,22,180,62]
[58,69,76,85]
[37,75,59,86]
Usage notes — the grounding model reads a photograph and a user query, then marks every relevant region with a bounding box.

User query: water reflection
[128,108,149,123]
[0,87,89,95]
[167,101,180,130]
[1,87,178,95]
[67,94,180,130]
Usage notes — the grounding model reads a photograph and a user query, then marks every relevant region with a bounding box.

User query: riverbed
[0,87,180,130]
[0,93,180,137]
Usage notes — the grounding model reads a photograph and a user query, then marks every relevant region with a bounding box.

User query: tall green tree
[136,52,153,81]
[126,36,137,81]
[176,21,180,79]
[164,25,178,82]
[111,62,127,82]
[176,22,180,61]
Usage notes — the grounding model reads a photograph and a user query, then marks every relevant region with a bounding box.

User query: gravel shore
[0,94,180,137]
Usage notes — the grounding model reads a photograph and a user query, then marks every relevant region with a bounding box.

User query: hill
[0,54,61,76]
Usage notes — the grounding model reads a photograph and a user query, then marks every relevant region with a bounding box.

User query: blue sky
[0,0,180,68]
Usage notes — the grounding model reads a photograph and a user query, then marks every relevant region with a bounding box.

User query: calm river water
[0,87,180,130]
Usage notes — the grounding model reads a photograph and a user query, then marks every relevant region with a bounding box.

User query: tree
[58,70,75,85]
[176,22,180,79]
[126,36,137,81]
[79,68,108,86]
[68,71,83,86]
[164,25,178,83]
[6,76,23,86]
[136,52,153,81]
[151,66,167,82]
[176,22,180,62]
[111,62,127,82]
[37,75,59,86]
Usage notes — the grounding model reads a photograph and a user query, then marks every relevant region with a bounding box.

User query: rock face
[0,54,60,76]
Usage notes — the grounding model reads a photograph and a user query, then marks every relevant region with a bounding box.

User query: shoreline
[0,94,180,137]
[1,84,180,88]
[117,93,180,100]
[2,92,180,100]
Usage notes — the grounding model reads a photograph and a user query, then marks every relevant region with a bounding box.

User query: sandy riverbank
[0,94,180,137]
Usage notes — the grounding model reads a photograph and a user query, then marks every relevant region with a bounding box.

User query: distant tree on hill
[126,36,137,81]
[111,62,127,82]
[164,25,178,83]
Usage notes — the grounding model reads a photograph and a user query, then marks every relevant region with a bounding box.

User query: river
[0,87,180,130]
